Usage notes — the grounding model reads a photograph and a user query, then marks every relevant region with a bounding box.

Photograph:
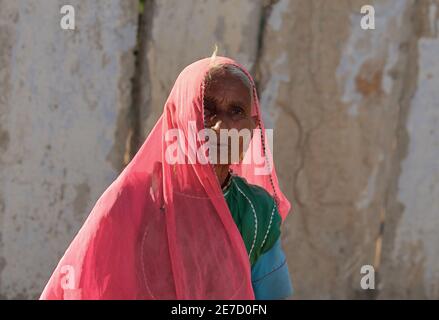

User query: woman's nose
[211,118,230,132]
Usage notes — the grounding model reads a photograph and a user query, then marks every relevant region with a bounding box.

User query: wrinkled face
[203,65,257,164]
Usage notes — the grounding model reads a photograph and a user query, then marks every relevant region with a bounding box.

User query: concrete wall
[0,0,138,298]
[379,0,439,299]
[0,0,438,299]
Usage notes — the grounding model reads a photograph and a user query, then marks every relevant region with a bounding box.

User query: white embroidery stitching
[233,179,258,260]
[260,201,276,249]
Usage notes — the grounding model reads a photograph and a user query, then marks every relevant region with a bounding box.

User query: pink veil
[40,56,291,300]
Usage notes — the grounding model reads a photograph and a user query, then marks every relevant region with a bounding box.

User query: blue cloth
[251,238,293,300]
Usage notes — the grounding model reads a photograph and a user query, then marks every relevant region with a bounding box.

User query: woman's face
[203,66,257,164]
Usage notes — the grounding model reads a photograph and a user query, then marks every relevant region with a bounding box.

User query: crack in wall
[126,0,156,161]
[252,0,279,92]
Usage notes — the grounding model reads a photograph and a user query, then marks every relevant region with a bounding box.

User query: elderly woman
[40,55,293,300]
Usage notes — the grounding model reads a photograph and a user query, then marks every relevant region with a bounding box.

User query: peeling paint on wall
[336,1,408,117]
[392,36,439,298]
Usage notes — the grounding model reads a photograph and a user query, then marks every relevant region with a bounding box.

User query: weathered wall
[257,0,413,299]
[0,0,438,299]
[379,0,439,299]
[0,0,138,298]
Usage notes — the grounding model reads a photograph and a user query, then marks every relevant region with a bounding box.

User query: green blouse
[223,174,282,267]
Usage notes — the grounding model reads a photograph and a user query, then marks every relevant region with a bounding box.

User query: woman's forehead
[205,64,252,90]
[205,67,253,101]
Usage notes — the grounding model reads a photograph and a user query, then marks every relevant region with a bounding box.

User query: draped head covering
[40,56,291,300]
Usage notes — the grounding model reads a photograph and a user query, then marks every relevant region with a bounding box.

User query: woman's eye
[231,106,245,116]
